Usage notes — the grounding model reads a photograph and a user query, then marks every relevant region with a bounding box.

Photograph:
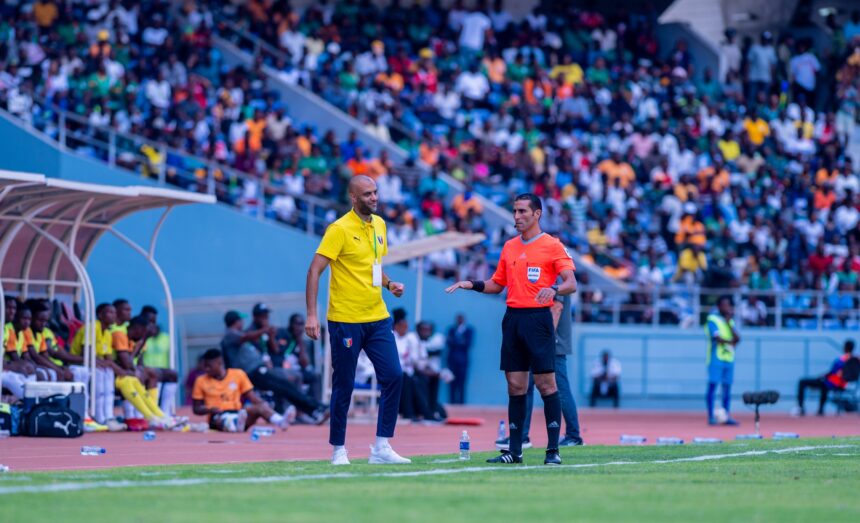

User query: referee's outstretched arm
[445,269,576,300]
[445,278,505,294]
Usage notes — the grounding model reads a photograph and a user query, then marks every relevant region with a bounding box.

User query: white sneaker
[368,444,411,464]
[332,448,350,466]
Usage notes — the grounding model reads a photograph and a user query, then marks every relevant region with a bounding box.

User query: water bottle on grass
[459,431,471,460]
[497,420,506,441]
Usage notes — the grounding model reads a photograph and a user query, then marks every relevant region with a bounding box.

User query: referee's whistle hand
[306,316,321,340]
[389,281,405,297]
[445,281,472,293]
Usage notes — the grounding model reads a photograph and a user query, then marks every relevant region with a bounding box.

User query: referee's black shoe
[544,449,562,465]
[486,450,522,464]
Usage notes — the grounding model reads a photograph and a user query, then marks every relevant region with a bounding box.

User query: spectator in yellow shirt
[743,108,770,146]
[717,131,741,161]
[550,54,584,86]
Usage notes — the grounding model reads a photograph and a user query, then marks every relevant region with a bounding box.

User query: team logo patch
[343,338,353,348]
[527,266,541,283]
[377,235,384,245]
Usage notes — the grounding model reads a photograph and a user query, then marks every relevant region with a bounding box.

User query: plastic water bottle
[143,431,156,441]
[0,464,9,473]
[619,434,647,445]
[250,431,260,442]
[459,430,471,460]
[735,434,763,440]
[692,437,723,444]
[773,432,799,440]
[497,420,506,441]
[656,437,684,445]
[80,446,106,456]
[252,426,276,437]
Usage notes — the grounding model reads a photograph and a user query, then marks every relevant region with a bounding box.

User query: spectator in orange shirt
[419,136,440,167]
[597,152,636,189]
[33,0,59,30]
[697,162,730,193]
[347,147,371,177]
[451,185,484,220]
[675,208,707,247]
[367,150,392,181]
[482,50,507,85]
[376,70,405,93]
[245,110,267,153]
[815,164,838,186]
[674,175,700,202]
[192,349,288,432]
[814,185,836,210]
[523,73,554,108]
[296,127,315,157]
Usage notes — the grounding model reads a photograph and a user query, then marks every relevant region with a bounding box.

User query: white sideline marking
[0,445,852,495]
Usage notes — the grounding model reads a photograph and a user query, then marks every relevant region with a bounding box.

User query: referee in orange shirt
[446,193,576,465]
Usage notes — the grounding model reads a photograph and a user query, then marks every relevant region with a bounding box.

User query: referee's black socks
[508,394,527,456]
[542,391,561,450]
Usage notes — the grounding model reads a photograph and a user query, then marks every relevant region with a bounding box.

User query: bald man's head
[348,175,378,218]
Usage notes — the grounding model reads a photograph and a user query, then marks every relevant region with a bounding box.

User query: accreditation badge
[372,262,382,287]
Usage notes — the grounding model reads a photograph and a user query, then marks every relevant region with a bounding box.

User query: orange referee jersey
[492,233,575,308]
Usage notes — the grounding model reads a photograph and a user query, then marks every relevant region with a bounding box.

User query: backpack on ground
[24,394,82,438]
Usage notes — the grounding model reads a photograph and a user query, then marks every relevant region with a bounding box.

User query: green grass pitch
[2,438,858,523]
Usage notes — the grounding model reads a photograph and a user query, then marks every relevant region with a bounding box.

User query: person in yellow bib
[112,300,179,417]
[4,296,38,379]
[2,296,37,400]
[306,175,409,466]
[15,307,72,382]
[705,296,741,426]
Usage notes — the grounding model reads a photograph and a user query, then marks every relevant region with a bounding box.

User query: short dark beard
[355,201,375,220]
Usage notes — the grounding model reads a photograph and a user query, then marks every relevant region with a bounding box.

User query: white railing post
[58,111,66,148]
[207,166,216,195]
[108,130,116,166]
[158,145,167,185]
[307,200,315,234]
[817,292,824,330]
[257,178,265,220]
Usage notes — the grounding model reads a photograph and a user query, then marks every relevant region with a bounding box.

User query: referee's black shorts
[500,306,555,374]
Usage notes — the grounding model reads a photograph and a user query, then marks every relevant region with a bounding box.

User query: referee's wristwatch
[550,284,559,296]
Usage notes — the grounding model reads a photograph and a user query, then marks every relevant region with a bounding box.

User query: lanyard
[366,222,378,262]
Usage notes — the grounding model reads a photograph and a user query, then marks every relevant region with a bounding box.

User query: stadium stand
[0,0,858,333]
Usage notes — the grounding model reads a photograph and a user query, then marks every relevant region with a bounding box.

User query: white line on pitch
[0,445,852,495]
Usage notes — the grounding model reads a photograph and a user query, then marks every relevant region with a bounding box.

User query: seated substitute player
[26,304,73,381]
[71,303,176,429]
[112,304,179,417]
[446,193,577,465]
[17,306,73,382]
[192,349,287,432]
[4,296,39,380]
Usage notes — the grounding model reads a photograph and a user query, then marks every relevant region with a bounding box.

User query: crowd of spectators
[0,1,859,328]
[226,0,860,326]
[0,0,493,266]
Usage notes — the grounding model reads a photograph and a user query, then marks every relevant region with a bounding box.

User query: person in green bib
[705,296,741,426]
